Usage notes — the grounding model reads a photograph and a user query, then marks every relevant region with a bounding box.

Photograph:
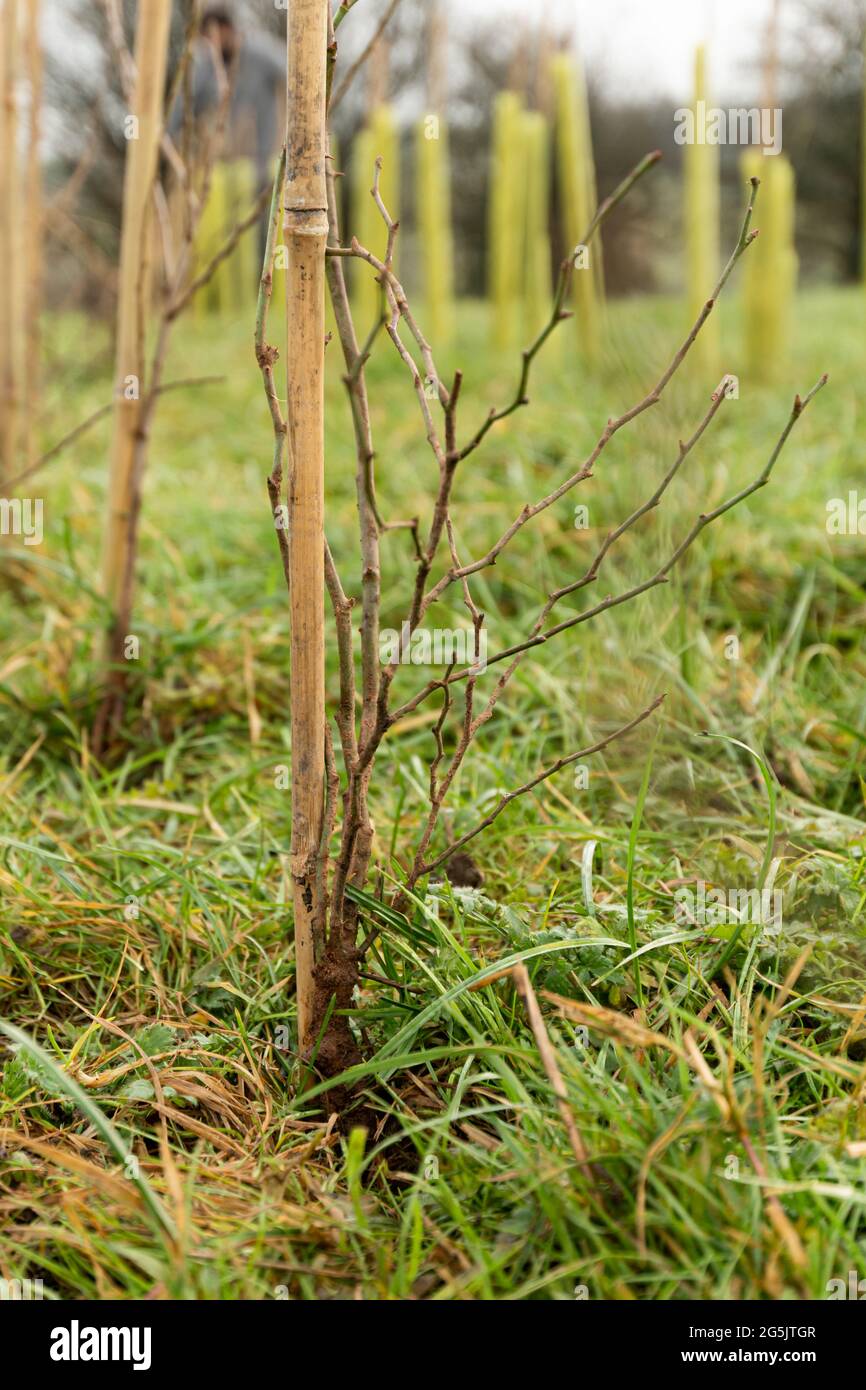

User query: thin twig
[420,695,665,878]
[169,183,272,321]
[331,0,404,108]
[2,377,224,492]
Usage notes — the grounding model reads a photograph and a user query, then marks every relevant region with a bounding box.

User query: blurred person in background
[170,4,285,192]
[170,4,285,274]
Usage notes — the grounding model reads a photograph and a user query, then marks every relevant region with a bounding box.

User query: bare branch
[3,376,224,493]
[100,0,136,104]
[331,0,405,108]
[457,149,664,463]
[416,373,829,701]
[420,178,762,620]
[169,183,272,321]
[418,695,666,880]
[359,176,763,758]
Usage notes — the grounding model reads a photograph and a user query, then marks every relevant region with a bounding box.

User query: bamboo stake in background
[285,0,329,1057]
[862,25,866,283]
[0,0,20,477]
[743,4,797,381]
[100,0,172,627]
[24,0,42,464]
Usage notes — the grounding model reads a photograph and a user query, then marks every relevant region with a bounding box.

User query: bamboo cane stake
[285,0,329,1056]
[0,0,20,477]
[862,27,866,283]
[23,0,41,461]
[100,0,172,621]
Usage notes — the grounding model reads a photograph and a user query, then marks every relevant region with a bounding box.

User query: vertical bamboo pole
[743,7,796,380]
[24,0,41,462]
[285,0,328,1056]
[862,25,866,283]
[100,0,172,620]
[0,0,20,476]
[762,0,781,116]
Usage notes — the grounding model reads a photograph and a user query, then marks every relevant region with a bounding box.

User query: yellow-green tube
[521,110,552,340]
[552,52,603,361]
[352,105,400,333]
[416,111,455,346]
[489,90,524,351]
[741,151,797,379]
[684,45,720,374]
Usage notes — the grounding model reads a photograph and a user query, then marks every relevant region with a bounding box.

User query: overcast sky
[43,0,802,109]
[449,0,795,103]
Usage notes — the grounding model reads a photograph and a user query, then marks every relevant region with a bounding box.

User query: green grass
[0,284,864,1300]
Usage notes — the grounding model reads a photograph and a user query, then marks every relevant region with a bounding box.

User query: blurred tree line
[44,0,866,317]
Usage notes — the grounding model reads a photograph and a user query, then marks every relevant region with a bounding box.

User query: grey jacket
[169,32,285,183]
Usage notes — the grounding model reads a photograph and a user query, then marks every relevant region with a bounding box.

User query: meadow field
[1,282,863,1300]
